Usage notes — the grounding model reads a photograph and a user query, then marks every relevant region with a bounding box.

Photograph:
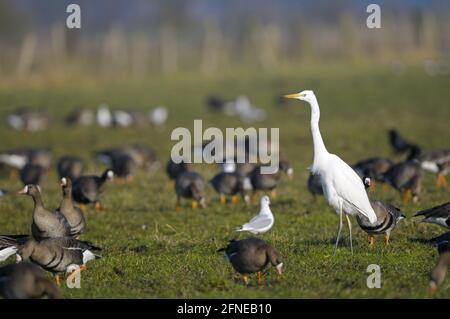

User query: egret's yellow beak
[284,92,304,99]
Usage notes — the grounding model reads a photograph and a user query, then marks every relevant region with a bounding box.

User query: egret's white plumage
[285,90,376,254]
[236,196,274,234]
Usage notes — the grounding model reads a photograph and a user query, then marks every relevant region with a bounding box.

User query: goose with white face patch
[235,196,274,234]
[57,178,86,237]
[0,236,101,286]
[19,184,72,241]
[284,90,377,255]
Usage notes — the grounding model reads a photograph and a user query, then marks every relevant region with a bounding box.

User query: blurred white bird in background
[97,103,113,127]
[235,195,274,235]
[148,106,169,127]
[285,90,377,255]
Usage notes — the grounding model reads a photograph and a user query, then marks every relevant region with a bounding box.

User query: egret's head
[284,90,316,103]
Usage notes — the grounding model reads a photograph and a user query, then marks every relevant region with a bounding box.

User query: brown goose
[210,172,249,205]
[95,144,159,173]
[19,185,71,241]
[307,172,323,199]
[57,156,85,181]
[57,178,86,237]
[415,201,450,229]
[419,148,450,189]
[381,154,423,204]
[218,237,283,285]
[249,160,293,199]
[166,158,193,181]
[0,262,61,299]
[0,236,101,286]
[19,163,47,186]
[72,169,114,211]
[356,200,405,247]
[352,157,393,192]
[175,171,205,211]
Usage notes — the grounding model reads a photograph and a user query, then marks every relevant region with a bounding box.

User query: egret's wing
[330,155,377,223]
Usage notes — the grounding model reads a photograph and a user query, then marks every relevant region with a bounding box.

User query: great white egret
[284,90,377,255]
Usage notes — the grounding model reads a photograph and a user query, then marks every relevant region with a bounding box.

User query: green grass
[0,65,449,298]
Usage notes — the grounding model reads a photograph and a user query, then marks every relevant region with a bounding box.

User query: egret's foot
[231,195,238,205]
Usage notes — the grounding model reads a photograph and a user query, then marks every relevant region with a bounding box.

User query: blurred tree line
[0,0,448,79]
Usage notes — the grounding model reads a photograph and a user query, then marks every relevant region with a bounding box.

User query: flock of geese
[0,89,449,298]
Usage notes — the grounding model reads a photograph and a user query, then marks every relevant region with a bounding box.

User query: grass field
[0,65,449,298]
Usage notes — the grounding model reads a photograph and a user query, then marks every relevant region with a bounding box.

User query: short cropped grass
[0,65,449,298]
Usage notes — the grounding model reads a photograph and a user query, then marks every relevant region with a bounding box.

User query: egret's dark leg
[346,214,353,255]
[333,203,343,256]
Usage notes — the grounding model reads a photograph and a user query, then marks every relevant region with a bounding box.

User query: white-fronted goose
[0,148,51,179]
[7,108,49,132]
[57,178,86,237]
[166,158,193,181]
[95,145,159,174]
[249,160,293,199]
[352,157,393,191]
[307,172,323,199]
[19,164,47,186]
[218,237,283,285]
[175,171,205,211]
[356,200,405,247]
[57,156,85,181]
[381,155,423,204]
[72,169,114,211]
[415,201,450,229]
[66,109,95,126]
[419,148,450,188]
[0,236,101,286]
[388,129,419,154]
[0,262,61,299]
[19,185,71,241]
[210,172,249,205]
[236,196,274,234]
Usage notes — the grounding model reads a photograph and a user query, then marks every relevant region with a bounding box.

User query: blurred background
[0,0,448,82]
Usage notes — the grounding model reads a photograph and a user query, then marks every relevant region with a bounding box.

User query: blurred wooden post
[51,24,66,62]
[130,34,150,78]
[16,33,37,76]
[259,24,281,71]
[201,20,222,76]
[160,24,178,75]
[102,26,128,76]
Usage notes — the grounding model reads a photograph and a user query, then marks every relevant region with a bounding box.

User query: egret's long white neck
[309,96,328,169]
